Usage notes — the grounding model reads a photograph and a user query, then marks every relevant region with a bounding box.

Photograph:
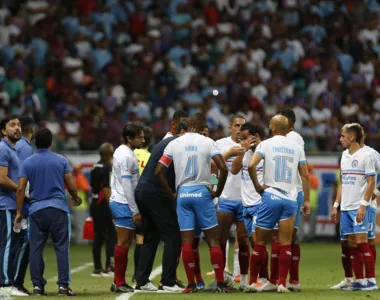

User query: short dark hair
[343,123,363,143]
[35,128,53,149]
[203,124,209,130]
[240,123,265,140]
[19,116,34,131]
[142,126,152,148]
[0,115,19,137]
[172,110,188,122]
[230,114,245,124]
[122,122,144,143]
[176,117,189,134]
[280,109,296,123]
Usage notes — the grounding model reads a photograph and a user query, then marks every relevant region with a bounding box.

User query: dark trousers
[91,202,116,270]
[29,207,70,289]
[14,224,29,286]
[135,190,181,286]
[0,210,18,287]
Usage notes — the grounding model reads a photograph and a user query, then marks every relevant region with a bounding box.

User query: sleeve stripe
[256,151,264,158]
[365,173,376,177]
[211,151,221,158]
[299,160,307,165]
[121,175,132,179]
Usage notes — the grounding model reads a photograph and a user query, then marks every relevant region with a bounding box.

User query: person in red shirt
[204,1,219,27]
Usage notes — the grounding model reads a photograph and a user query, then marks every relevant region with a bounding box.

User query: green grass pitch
[22,243,380,299]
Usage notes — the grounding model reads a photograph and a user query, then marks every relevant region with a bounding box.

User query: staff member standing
[0,116,27,297]
[14,116,34,295]
[90,143,116,277]
[15,128,82,296]
[132,126,152,283]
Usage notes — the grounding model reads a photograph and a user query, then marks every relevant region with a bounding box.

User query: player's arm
[331,183,342,223]
[299,162,311,216]
[231,151,244,175]
[357,156,376,223]
[15,177,28,224]
[222,136,255,160]
[102,165,111,203]
[211,154,228,198]
[120,157,140,215]
[0,166,18,192]
[156,142,176,200]
[248,153,266,194]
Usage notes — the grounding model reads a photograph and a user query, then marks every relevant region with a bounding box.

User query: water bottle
[13,219,27,233]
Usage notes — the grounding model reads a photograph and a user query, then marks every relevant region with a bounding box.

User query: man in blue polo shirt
[15,128,82,296]
[14,116,34,295]
[0,116,28,297]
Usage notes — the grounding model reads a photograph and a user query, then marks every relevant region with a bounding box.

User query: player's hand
[72,196,82,207]
[228,145,245,157]
[14,212,23,226]
[331,207,339,224]
[133,213,142,227]
[257,185,268,195]
[171,192,177,201]
[303,201,311,216]
[356,205,366,224]
[240,135,256,150]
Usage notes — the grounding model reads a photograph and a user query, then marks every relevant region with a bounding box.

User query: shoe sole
[91,274,103,277]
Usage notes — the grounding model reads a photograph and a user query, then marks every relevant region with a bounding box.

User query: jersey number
[273,155,293,183]
[185,155,198,178]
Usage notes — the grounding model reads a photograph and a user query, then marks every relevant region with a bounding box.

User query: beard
[8,133,21,143]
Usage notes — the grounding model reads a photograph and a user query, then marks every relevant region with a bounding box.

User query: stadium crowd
[1,0,380,151]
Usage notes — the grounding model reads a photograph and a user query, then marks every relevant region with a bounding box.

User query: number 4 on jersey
[185,155,198,178]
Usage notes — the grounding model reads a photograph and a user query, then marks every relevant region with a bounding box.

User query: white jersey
[287,131,305,192]
[216,136,242,201]
[363,145,380,209]
[110,145,140,211]
[241,149,263,207]
[160,132,221,189]
[162,132,173,140]
[255,135,306,201]
[340,148,376,211]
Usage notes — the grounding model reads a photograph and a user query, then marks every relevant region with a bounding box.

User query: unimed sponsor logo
[180,192,202,198]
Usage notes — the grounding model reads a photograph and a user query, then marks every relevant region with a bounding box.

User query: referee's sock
[134,244,142,277]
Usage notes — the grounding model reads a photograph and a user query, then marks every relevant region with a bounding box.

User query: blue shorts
[217,199,244,222]
[243,205,260,234]
[177,185,218,231]
[256,192,298,230]
[109,201,135,230]
[368,206,376,240]
[295,191,304,229]
[340,208,370,238]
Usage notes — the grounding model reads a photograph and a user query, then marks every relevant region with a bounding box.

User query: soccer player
[135,118,188,292]
[331,123,377,291]
[132,126,152,283]
[155,113,229,293]
[215,115,254,287]
[230,123,267,291]
[109,122,144,293]
[15,128,82,296]
[14,116,34,295]
[271,109,305,291]
[163,110,188,139]
[90,143,116,277]
[247,115,310,293]
[201,124,209,137]
[0,116,27,297]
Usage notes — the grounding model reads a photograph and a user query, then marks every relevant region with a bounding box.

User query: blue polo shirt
[19,149,72,215]
[16,137,33,163]
[0,138,21,210]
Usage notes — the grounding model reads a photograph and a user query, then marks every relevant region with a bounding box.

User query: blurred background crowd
[1,0,380,152]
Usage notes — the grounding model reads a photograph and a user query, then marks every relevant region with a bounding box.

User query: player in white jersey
[162,110,188,140]
[215,115,254,283]
[155,113,229,293]
[230,123,268,291]
[109,123,145,293]
[331,124,377,291]
[247,115,310,293]
[271,109,306,291]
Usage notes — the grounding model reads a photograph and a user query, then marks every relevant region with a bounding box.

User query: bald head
[269,115,289,136]
[99,143,114,162]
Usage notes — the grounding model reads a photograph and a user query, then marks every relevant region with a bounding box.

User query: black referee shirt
[90,161,112,208]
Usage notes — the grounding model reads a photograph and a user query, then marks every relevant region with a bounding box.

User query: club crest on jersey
[352,160,358,167]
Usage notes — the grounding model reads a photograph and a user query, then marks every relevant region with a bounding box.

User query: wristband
[374,189,380,197]
[333,202,340,208]
[360,200,369,206]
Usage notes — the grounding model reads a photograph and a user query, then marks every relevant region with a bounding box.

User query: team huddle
[106,107,375,294]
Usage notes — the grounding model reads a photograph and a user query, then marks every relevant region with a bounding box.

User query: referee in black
[134,118,189,292]
[90,143,116,277]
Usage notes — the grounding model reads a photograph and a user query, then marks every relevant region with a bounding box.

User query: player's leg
[91,212,104,276]
[235,202,250,288]
[104,216,116,274]
[193,225,204,289]
[133,233,144,283]
[217,200,235,270]
[368,205,376,262]
[288,191,304,291]
[13,222,30,294]
[269,229,280,285]
[109,202,135,293]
